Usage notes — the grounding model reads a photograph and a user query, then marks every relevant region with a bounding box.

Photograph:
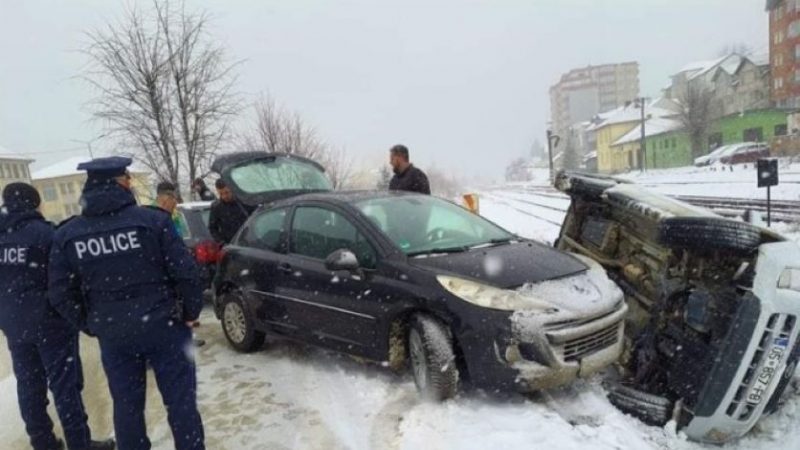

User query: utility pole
[546,129,560,183]
[638,97,647,172]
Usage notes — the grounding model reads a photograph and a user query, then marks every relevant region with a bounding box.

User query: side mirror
[325,249,360,272]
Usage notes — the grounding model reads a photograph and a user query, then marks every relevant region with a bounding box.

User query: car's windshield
[230,157,332,194]
[355,195,514,256]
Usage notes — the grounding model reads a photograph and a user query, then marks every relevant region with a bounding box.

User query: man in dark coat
[208,179,251,244]
[0,183,114,450]
[48,157,205,450]
[388,144,431,195]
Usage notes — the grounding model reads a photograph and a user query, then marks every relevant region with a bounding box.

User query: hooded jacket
[48,183,203,339]
[0,209,70,341]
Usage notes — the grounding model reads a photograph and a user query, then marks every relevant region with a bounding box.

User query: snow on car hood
[511,254,624,340]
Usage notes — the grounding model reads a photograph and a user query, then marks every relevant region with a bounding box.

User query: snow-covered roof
[32,156,92,179]
[587,98,678,131]
[32,156,149,180]
[0,145,34,162]
[612,118,685,146]
[677,53,766,83]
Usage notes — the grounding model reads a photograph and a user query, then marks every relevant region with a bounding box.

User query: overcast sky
[0,0,767,181]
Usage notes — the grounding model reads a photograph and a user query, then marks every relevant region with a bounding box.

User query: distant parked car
[719,142,769,165]
[177,201,219,291]
[694,145,736,167]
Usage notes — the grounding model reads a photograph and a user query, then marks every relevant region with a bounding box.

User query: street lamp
[547,129,561,183]
[70,132,109,159]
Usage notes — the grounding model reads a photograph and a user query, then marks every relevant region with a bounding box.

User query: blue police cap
[76,156,132,179]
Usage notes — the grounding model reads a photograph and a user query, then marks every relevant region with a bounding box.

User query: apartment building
[549,62,640,135]
[0,147,34,193]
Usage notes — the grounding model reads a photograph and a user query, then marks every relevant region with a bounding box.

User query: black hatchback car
[211,152,627,400]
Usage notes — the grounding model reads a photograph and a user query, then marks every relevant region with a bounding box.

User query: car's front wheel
[408,315,459,401]
[221,291,265,353]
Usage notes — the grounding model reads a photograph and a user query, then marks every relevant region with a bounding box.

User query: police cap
[77,156,132,184]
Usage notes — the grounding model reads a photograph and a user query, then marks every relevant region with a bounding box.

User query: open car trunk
[211,152,333,209]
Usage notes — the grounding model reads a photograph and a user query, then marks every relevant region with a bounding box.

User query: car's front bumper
[683,241,800,444]
[458,301,627,392]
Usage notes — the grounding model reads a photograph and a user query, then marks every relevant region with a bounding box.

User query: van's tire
[408,315,459,401]
[220,291,265,353]
[658,217,761,254]
[606,383,674,426]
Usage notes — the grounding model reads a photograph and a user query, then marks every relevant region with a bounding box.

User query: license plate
[746,338,789,405]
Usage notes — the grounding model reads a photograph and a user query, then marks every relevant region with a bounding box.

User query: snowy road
[2,304,797,450]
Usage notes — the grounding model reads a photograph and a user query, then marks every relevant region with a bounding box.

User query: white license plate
[746,337,789,405]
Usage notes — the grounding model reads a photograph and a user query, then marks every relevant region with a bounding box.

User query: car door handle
[278,263,293,274]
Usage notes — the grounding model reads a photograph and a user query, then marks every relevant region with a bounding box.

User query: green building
[708,109,789,148]
[611,118,693,170]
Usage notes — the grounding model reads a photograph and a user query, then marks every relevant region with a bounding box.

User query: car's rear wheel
[408,315,459,401]
[658,217,761,255]
[221,292,265,353]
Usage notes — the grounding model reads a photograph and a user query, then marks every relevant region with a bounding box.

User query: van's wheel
[658,217,761,255]
[221,291,265,353]
[408,315,459,401]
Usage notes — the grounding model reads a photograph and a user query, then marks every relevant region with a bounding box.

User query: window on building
[743,127,764,142]
[776,124,789,136]
[672,138,677,148]
[0,164,5,179]
[775,77,784,90]
[12,165,20,179]
[42,184,57,202]
[59,183,68,195]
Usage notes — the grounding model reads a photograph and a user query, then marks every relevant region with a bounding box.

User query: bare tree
[679,84,714,159]
[561,130,582,171]
[83,0,239,193]
[323,147,355,190]
[242,95,326,159]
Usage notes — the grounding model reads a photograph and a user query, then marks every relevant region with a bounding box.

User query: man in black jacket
[208,179,251,244]
[388,144,431,195]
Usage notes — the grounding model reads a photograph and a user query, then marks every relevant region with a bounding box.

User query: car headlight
[436,275,556,312]
[778,268,800,292]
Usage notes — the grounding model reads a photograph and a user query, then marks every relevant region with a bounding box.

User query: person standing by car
[151,181,187,237]
[208,179,251,244]
[151,181,206,348]
[48,157,205,450]
[388,144,431,195]
[191,178,216,202]
[0,183,115,450]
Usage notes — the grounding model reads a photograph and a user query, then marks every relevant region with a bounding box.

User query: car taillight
[196,241,222,264]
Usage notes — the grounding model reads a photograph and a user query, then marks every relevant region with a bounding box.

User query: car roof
[269,190,429,208]
[178,201,212,210]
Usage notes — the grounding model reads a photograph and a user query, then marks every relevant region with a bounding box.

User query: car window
[230,157,332,194]
[290,206,377,269]
[356,196,513,255]
[240,208,288,252]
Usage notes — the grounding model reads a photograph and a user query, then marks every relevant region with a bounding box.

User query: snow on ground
[1,308,798,450]
[615,161,800,201]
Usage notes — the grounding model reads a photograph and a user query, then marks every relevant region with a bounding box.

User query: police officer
[0,183,114,450]
[48,157,205,450]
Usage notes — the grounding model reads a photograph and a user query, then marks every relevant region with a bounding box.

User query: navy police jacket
[0,209,70,341]
[48,183,203,339]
